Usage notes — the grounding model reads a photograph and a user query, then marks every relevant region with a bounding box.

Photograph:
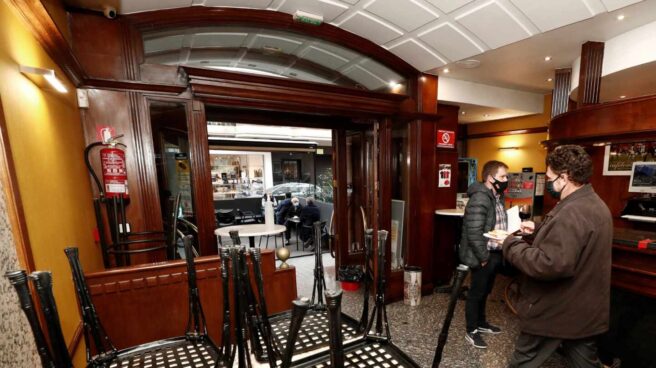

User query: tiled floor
[284,254,568,368]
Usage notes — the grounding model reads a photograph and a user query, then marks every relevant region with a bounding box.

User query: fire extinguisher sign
[436,129,455,148]
[438,164,451,188]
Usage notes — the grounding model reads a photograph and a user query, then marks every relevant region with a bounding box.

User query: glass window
[142,26,407,94]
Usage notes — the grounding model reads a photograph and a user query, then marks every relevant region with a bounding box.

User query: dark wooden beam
[577,41,604,108]
[551,68,572,118]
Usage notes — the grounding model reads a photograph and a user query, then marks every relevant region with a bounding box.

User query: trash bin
[338,265,363,292]
[404,266,422,306]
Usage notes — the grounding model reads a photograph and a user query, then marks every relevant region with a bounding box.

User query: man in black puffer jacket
[459,160,509,349]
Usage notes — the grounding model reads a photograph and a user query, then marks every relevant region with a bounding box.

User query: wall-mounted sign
[438,164,451,188]
[436,129,455,148]
[96,126,116,143]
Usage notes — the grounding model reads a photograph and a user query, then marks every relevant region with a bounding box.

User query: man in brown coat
[502,145,612,367]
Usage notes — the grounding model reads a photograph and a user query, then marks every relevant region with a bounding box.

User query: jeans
[465,251,502,332]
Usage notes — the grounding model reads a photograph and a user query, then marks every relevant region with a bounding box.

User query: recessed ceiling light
[547,78,553,82]
[443,68,450,74]
[389,81,400,88]
[484,113,490,118]
[544,56,552,61]
[455,59,481,69]
[619,95,626,99]
[617,14,625,21]
[461,111,466,115]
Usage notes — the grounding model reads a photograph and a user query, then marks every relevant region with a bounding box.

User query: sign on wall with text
[436,129,455,148]
[438,164,451,188]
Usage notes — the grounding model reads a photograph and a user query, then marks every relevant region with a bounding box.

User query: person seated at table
[300,197,321,248]
[277,195,302,245]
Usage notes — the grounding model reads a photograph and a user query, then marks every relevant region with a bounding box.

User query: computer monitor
[628,162,656,194]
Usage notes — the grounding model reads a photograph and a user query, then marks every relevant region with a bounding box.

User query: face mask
[491,178,508,193]
[546,175,565,199]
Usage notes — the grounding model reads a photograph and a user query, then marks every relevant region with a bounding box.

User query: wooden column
[577,41,604,108]
[551,68,572,118]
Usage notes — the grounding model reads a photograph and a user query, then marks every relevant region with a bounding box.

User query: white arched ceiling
[66,0,656,122]
[115,0,645,74]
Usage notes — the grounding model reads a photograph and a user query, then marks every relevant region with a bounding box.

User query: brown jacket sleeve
[502,215,586,281]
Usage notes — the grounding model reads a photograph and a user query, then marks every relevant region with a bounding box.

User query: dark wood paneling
[549,94,656,143]
[333,129,348,272]
[70,12,126,80]
[188,100,216,255]
[184,67,406,117]
[612,245,656,299]
[83,78,187,94]
[551,68,572,118]
[84,250,296,349]
[80,89,164,264]
[577,41,604,108]
[433,104,459,285]
[124,7,416,78]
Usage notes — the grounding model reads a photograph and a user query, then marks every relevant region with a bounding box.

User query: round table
[214,224,286,248]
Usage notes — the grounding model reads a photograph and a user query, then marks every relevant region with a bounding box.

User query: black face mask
[546,175,564,199]
[492,178,508,193]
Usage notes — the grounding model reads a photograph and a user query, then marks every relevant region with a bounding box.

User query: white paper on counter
[506,206,521,234]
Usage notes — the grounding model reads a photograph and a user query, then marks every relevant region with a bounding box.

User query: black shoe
[478,322,502,334]
[465,330,487,349]
[284,240,290,246]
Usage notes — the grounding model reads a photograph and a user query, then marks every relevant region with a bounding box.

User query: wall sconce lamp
[19,65,68,93]
[498,146,520,151]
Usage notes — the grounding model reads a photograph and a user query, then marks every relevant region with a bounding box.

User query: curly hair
[546,145,593,185]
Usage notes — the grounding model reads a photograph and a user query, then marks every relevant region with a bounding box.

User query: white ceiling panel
[600,0,643,12]
[418,23,482,61]
[338,11,404,44]
[343,65,386,89]
[277,0,350,22]
[251,34,304,53]
[191,32,248,48]
[145,53,184,64]
[200,0,273,8]
[302,46,350,69]
[364,0,439,32]
[425,0,474,14]
[387,39,445,70]
[456,1,532,49]
[237,58,286,73]
[188,49,240,62]
[121,0,192,13]
[144,35,185,53]
[510,0,595,32]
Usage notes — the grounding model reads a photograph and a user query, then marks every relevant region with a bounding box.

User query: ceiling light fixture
[443,68,450,74]
[498,146,519,151]
[461,111,466,115]
[619,95,626,99]
[617,14,625,21]
[19,65,68,93]
[455,59,481,69]
[484,113,490,118]
[544,56,552,61]
[389,81,400,89]
[547,78,553,82]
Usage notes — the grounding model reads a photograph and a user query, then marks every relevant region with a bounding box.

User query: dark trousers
[508,333,603,368]
[465,251,502,332]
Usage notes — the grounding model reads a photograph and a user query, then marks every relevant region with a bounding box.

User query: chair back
[64,247,117,364]
[5,270,56,368]
[30,271,74,368]
[183,235,209,339]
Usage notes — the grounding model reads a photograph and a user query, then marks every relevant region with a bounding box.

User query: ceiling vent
[455,59,481,69]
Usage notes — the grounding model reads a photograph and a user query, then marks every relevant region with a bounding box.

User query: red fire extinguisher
[85,134,129,199]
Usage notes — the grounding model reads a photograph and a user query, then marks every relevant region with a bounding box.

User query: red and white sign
[438,164,451,188]
[436,130,455,148]
[96,126,116,143]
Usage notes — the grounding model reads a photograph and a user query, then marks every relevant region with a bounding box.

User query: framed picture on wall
[603,142,656,176]
[281,159,301,182]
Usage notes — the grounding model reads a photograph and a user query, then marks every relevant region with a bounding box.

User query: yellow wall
[0,2,103,365]
[467,94,551,179]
